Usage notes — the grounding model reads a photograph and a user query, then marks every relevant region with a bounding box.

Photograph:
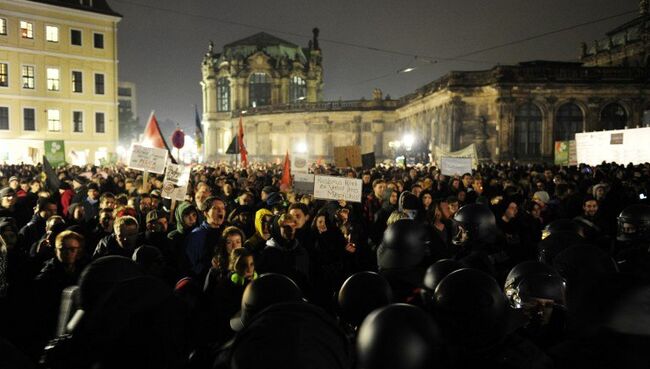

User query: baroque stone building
[200,2,650,163]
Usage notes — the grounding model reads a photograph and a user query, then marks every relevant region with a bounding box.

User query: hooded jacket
[244,208,272,261]
[167,202,197,277]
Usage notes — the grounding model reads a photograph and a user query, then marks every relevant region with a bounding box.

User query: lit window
[95,112,105,133]
[0,63,7,87]
[217,77,230,112]
[0,107,8,130]
[23,108,35,131]
[47,109,61,132]
[71,29,82,46]
[47,68,60,91]
[73,111,83,132]
[0,18,7,35]
[20,21,33,39]
[93,33,104,49]
[72,71,83,93]
[94,73,104,95]
[22,65,34,89]
[46,26,59,42]
[290,76,306,102]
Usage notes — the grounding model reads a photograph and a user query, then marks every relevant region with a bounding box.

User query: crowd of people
[0,159,649,368]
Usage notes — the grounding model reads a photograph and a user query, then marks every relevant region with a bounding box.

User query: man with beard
[185,196,229,280]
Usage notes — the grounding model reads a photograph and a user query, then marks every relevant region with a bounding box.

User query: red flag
[143,112,167,149]
[238,116,248,167]
[280,151,291,187]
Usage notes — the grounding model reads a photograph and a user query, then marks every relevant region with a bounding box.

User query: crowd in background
[0,159,649,368]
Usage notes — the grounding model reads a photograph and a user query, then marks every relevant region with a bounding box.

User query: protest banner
[313,175,363,203]
[440,157,473,176]
[44,140,66,168]
[434,144,478,169]
[161,162,190,201]
[362,152,376,169]
[554,141,569,166]
[333,146,362,168]
[293,173,315,195]
[291,153,309,174]
[127,144,168,174]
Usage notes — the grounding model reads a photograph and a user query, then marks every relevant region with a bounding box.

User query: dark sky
[110,0,640,136]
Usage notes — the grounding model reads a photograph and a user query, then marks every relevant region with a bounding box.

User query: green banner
[554,141,569,166]
[44,140,66,167]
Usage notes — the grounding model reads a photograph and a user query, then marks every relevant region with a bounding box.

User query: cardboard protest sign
[313,175,362,203]
[362,152,376,169]
[127,144,168,174]
[293,173,315,195]
[440,157,472,176]
[292,153,309,174]
[161,162,190,201]
[333,146,362,168]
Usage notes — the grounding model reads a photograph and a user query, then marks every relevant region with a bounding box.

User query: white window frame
[71,70,83,93]
[47,109,61,132]
[0,18,7,36]
[21,64,35,90]
[0,106,9,131]
[0,62,9,88]
[46,67,60,91]
[45,25,59,43]
[72,109,84,133]
[70,28,82,46]
[94,110,106,134]
[22,106,36,132]
[93,32,104,49]
[93,72,105,95]
[19,20,33,39]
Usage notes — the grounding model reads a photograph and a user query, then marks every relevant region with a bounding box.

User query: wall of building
[0,0,120,164]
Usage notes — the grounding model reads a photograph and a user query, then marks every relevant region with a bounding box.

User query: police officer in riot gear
[612,204,650,278]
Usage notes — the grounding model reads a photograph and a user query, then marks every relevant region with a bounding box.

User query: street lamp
[402,134,415,150]
[295,141,308,153]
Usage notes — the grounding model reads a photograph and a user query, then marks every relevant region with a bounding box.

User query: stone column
[448,96,464,151]
[544,96,558,159]
[586,97,603,132]
[496,96,516,161]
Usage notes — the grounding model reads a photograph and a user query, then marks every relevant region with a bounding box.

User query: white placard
[161,163,190,201]
[293,173,315,194]
[313,175,362,203]
[576,127,650,166]
[440,157,473,176]
[291,153,309,173]
[127,144,168,174]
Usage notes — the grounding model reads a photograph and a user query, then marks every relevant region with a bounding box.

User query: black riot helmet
[421,259,463,307]
[230,273,303,331]
[433,268,525,348]
[542,219,581,240]
[377,219,430,270]
[356,304,442,369]
[337,271,393,328]
[504,261,566,309]
[616,204,650,242]
[452,204,498,246]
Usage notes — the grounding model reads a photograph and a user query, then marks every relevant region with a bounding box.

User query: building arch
[514,102,543,158]
[554,102,585,141]
[600,102,628,131]
[248,72,272,107]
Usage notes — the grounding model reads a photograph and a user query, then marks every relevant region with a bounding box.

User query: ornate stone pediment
[247,51,272,70]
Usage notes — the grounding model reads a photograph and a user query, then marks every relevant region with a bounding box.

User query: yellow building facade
[0,0,120,165]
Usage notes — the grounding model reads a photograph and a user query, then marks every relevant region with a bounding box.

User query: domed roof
[223,32,307,64]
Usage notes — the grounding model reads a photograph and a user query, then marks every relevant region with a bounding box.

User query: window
[118,87,131,96]
[217,77,230,112]
[515,103,542,158]
[94,73,104,95]
[289,76,306,102]
[46,25,59,42]
[23,108,35,131]
[22,65,34,89]
[118,99,132,113]
[0,107,8,130]
[0,63,7,87]
[47,68,60,91]
[93,33,104,49]
[20,21,33,39]
[73,111,83,132]
[71,29,82,46]
[47,109,61,132]
[95,112,105,133]
[554,103,583,141]
[601,103,627,131]
[72,71,83,93]
[0,18,7,35]
[248,73,271,107]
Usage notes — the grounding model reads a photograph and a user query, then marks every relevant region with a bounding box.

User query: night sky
[110,0,639,136]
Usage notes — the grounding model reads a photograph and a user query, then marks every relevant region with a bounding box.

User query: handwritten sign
[293,173,315,195]
[440,157,472,176]
[333,146,362,168]
[161,163,190,201]
[291,153,309,173]
[313,175,362,203]
[127,144,168,174]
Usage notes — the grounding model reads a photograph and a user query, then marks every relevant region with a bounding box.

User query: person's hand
[345,242,356,253]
